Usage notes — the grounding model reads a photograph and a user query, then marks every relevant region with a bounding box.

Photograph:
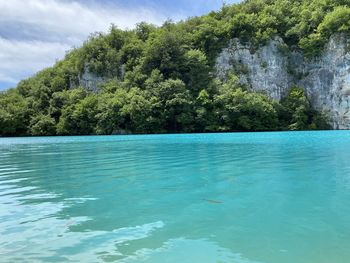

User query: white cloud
[0,38,70,83]
[0,0,168,88]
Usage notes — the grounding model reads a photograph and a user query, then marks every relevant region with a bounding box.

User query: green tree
[157,79,194,132]
[183,49,211,94]
[96,88,155,134]
[142,28,186,79]
[215,87,278,131]
[30,114,56,136]
[280,87,311,130]
[195,89,217,131]
[135,22,156,41]
[57,93,98,135]
[95,91,125,135]
[0,90,30,136]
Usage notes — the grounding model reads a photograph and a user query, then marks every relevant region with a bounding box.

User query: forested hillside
[2,0,349,136]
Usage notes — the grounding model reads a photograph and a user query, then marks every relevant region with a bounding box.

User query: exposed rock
[78,68,107,92]
[216,35,350,129]
[299,35,350,129]
[216,37,294,101]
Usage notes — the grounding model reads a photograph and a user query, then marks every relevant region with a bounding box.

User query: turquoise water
[0,131,350,263]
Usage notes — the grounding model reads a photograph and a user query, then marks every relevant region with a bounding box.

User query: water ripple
[1,131,350,262]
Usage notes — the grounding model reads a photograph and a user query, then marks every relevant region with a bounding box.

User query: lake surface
[0,131,350,263]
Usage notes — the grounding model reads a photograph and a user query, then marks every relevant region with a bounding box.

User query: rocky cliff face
[216,35,350,129]
[78,69,106,92]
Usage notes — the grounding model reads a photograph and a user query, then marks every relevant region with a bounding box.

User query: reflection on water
[0,132,350,262]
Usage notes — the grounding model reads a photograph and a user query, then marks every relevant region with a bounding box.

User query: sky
[0,0,240,91]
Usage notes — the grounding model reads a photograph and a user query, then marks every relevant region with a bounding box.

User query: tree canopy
[1,0,343,136]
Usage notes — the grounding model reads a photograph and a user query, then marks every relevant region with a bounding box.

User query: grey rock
[78,67,107,92]
[216,35,350,129]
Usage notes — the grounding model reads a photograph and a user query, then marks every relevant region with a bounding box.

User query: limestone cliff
[216,35,350,129]
[78,68,107,92]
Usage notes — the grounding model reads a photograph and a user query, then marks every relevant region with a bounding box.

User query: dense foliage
[1,0,344,136]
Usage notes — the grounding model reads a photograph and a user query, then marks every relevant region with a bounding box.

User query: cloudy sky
[0,0,240,90]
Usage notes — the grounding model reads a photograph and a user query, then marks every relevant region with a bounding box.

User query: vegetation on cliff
[2,0,346,136]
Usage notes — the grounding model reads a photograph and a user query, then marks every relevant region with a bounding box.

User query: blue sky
[0,0,240,91]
